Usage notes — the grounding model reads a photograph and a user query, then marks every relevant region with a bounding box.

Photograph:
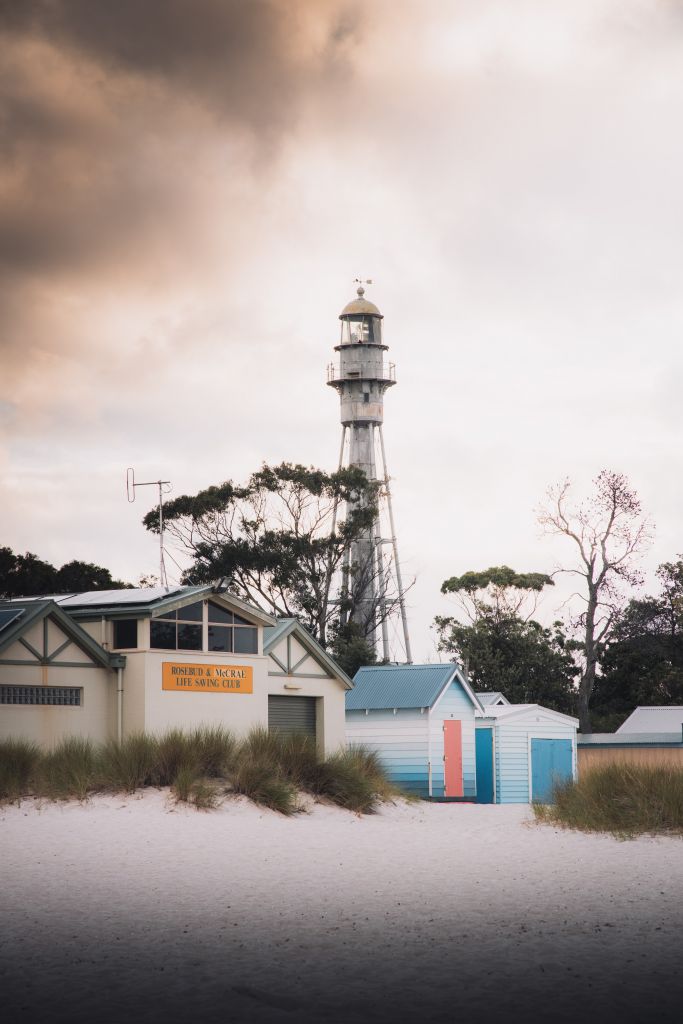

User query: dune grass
[533,764,683,837]
[0,727,394,815]
[0,738,41,803]
[35,738,96,801]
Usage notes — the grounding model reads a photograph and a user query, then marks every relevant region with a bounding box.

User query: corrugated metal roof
[476,691,509,706]
[579,732,683,745]
[476,703,579,727]
[347,663,458,711]
[616,706,683,734]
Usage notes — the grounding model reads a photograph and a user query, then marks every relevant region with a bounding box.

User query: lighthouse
[327,282,412,662]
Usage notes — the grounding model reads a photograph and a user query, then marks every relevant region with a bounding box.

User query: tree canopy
[143,462,390,650]
[0,547,130,599]
[435,565,577,713]
[591,558,683,730]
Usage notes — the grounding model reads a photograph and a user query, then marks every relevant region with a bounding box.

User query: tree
[329,621,378,680]
[537,471,652,733]
[440,565,555,623]
[0,547,130,599]
[592,558,683,729]
[144,462,399,651]
[435,566,577,713]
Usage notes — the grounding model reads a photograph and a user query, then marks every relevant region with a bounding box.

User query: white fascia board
[488,703,579,728]
[431,665,485,715]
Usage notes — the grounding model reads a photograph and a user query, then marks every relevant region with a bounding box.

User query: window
[0,685,81,706]
[150,601,203,651]
[150,600,258,654]
[113,619,138,649]
[208,603,258,654]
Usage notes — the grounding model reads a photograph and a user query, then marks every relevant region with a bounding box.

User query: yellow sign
[162,662,253,694]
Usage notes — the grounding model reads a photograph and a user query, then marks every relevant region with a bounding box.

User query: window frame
[149,600,259,655]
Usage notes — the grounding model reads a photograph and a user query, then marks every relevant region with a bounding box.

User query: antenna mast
[127,468,172,590]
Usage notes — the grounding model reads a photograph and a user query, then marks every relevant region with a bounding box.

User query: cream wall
[266,632,348,755]
[0,638,115,748]
[124,648,272,736]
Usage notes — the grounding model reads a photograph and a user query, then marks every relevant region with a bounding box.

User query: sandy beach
[2,792,682,1023]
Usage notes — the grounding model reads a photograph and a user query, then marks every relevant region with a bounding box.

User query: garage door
[268,695,317,740]
[531,738,573,802]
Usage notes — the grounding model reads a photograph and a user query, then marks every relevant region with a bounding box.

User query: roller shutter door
[268,695,317,740]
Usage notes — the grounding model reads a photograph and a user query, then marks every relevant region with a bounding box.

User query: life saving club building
[0,586,352,752]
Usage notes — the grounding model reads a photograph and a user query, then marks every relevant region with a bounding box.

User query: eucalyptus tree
[144,462,399,651]
[434,566,577,712]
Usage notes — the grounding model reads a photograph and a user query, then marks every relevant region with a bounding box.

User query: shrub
[172,763,199,802]
[36,737,96,801]
[275,732,319,789]
[0,738,40,802]
[534,764,683,836]
[313,749,379,813]
[155,729,195,786]
[98,733,158,792]
[188,779,220,810]
[190,725,237,777]
[231,754,299,815]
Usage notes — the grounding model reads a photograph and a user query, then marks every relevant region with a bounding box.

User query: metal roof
[578,731,683,746]
[476,703,579,727]
[347,663,460,711]
[476,691,510,706]
[0,599,125,669]
[616,706,683,734]
[339,286,383,319]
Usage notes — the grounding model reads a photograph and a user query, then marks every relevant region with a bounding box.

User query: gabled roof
[476,691,510,706]
[13,586,276,625]
[263,618,353,690]
[616,706,683,734]
[476,702,579,728]
[347,663,484,712]
[0,599,124,669]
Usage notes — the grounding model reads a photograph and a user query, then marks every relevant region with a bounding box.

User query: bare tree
[538,470,653,733]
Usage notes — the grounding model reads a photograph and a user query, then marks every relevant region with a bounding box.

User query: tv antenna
[127,468,172,590]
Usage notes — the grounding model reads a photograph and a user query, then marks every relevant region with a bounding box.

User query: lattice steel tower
[327,282,412,662]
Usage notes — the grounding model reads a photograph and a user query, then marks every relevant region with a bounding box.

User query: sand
[2,791,682,1023]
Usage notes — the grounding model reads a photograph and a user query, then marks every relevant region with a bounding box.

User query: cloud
[0,0,361,424]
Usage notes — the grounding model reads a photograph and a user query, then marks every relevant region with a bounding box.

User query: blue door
[530,738,573,802]
[475,728,495,804]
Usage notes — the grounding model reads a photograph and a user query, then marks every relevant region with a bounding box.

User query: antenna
[126,468,172,590]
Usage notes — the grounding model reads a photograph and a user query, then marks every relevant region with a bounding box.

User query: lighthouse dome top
[339,285,383,319]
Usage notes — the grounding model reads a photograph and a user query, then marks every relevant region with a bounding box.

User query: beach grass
[0,737,41,802]
[0,727,394,814]
[98,733,159,793]
[35,737,96,801]
[533,764,683,836]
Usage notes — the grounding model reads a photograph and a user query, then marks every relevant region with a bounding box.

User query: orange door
[444,720,463,797]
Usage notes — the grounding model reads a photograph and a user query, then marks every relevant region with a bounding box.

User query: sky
[2,0,683,661]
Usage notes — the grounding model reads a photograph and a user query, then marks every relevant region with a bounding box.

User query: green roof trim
[0,599,125,670]
[263,618,353,690]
